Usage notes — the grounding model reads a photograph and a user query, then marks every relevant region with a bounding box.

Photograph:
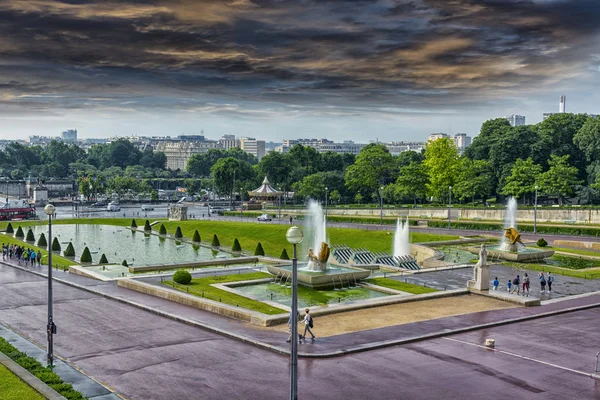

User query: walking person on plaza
[510,275,520,295]
[547,272,554,292]
[493,277,499,291]
[507,279,512,293]
[522,273,530,297]
[37,250,42,266]
[302,309,316,341]
[538,272,547,293]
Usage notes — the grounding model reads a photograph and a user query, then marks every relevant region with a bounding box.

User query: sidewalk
[3,258,600,359]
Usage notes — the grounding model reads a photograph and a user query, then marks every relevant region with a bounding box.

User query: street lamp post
[278,190,282,221]
[325,187,328,219]
[44,204,57,367]
[379,186,384,225]
[448,186,453,230]
[286,226,304,400]
[534,185,539,234]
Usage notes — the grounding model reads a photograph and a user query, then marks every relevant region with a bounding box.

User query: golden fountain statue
[307,242,330,271]
[502,227,524,251]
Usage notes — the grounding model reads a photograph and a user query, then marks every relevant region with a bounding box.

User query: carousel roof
[248,176,282,198]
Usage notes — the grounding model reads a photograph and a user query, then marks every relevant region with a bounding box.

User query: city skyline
[0,0,599,141]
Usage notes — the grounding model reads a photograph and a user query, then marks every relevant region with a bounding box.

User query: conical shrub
[99,254,109,264]
[254,242,265,256]
[159,224,167,235]
[37,233,47,248]
[211,234,220,247]
[131,219,138,228]
[232,238,242,252]
[15,226,24,238]
[26,228,35,242]
[192,230,201,242]
[51,237,61,252]
[63,242,75,257]
[280,248,290,260]
[122,259,128,267]
[144,220,151,231]
[80,247,92,263]
[5,223,13,234]
[174,226,183,238]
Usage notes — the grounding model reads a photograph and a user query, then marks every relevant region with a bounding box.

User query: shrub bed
[37,233,47,248]
[63,242,75,257]
[51,237,61,252]
[254,242,265,256]
[131,219,137,228]
[427,220,600,236]
[174,226,183,238]
[144,220,152,231]
[15,226,24,238]
[5,222,13,234]
[232,238,242,252]
[192,230,201,242]
[80,247,92,263]
[99,253,108,264]
[159,224,167,235]
[280,248,290,260]
[211,234,220,247]
[25,228,35,242]
[173,270,192,284]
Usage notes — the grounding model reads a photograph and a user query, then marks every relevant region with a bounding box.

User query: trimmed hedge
[122,259,128,267]
[232,238,242,252]
[131,219,137,228]
[99,253,109,264]
[174,226,183,238]
[254,242,265,256]
[211,234,220,247]
[427,220,600,236]
[144,220,151,231]
[80,247,92,263]
[25,228,35,242]
[0,337,86,400]
[173,270,192,285]
[192,230,201,242]
[63,242,75,257]
[15,226,24,238]
[159,224,167,235]
[37,233,47,247]
[280,248,290,260]
[537,238,548,247]
[5,222,13,234]
[51,237,61,252]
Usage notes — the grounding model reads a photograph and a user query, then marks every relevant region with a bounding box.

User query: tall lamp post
[325,187,328,219]
[278,188,282,221]
[286,226,304,400]
[448,186,453,230]
[534,185,539,234]
[44,203,57,367]
[379,186,384,225]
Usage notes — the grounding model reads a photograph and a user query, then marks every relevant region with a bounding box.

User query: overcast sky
[0,0,599,142]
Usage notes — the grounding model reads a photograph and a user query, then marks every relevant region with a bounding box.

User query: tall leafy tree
[453,159,494,203]
[211,157,255,200]
[423,138,460,200]
[393,161,429,204]
[502,158,542,203]
[538,155,582,204]
[345,144,396,202]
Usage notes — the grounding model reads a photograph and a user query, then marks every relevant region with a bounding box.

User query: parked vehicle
[257,213,272,222]
[106,201,121,212]
[90,201,107,208]
[141,204,154,211]
[0,200,37,220]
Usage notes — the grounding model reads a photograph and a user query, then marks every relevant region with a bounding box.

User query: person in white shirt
[302,308,315,341]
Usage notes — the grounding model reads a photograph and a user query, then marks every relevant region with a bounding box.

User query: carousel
[246,176,282,209]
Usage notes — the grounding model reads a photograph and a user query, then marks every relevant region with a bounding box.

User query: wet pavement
[1,262,600,399]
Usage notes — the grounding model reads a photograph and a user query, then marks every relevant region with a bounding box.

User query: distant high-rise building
[155,136,219,170]
[427,133,449,142]
[506,115,526,127]
[61,129,77,143]
[560,95,566,113]
[275,138,365,155]
[219,134,239,150]
[240,137,266,160]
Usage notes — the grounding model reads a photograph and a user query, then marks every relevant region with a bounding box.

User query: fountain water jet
[393,217,411,258]
[304,200,329,271]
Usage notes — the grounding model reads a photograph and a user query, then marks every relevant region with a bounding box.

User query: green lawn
[366,277,438,294]
[502,261,600,279]
[0,363,45,400]
[163,272,287,315]
[535,245,600,258]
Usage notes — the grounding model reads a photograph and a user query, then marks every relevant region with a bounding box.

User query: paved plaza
[1,261,600,399]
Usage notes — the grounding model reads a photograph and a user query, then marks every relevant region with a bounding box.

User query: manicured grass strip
[0,338,86,400]
[366,278,438,294]
[0,363,45,400]
[0,234,77,271]
[501,262,600,279]
[537,246,600,258]
[163,272,287,315]
[0,218,139,230]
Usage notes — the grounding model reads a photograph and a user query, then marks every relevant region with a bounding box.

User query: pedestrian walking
[547,272,554,292]
[492,277,499,291]
[510,275,520,294]
[286,311,301,343]
[37,250,42,266]
[301,309,316,341]
[507,279,512,293]
[289,216,293,225]
[538,272,547,293]
[522,273,530,296]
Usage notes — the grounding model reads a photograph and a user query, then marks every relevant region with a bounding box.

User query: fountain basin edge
[467,247,554,262]
[266,264,371,289]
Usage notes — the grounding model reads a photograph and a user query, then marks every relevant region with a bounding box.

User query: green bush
[537,238,548,247]
[280,248,290,260]
[15,226,24,238]
[25,228,35,242]
[173,270,192,285]
[254,242,265,256]
[122,259,128,267]
[80,247,92,263]
[159,224,167,235]
[51,237,61,252]
[175,226,183,238]
[232,238,242,252]
[211,234,220,247]
[5,222,13,234]
[37,232,47,247]
[99,253,108,264]
[63,242,75,257]
[192,230,201,242]
[144,219,151,231]
[426,220,600,237]
[131,219,137,228]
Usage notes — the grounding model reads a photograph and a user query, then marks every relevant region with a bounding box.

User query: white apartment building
[506,114,526,127]
[219,134,239,150]
[61,129,78,143]
[427,133,449,141]
[275,138,365,155]
[240,137,266,159]
[453,133,472,153]
[385,142,425,156]
[155,137,220,170]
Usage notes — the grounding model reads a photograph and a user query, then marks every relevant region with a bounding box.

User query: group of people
[286,308,316,342]
[492,272,555,295]
[2,243,42,266]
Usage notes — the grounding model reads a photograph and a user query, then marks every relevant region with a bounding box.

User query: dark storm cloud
[0,0,598,117]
